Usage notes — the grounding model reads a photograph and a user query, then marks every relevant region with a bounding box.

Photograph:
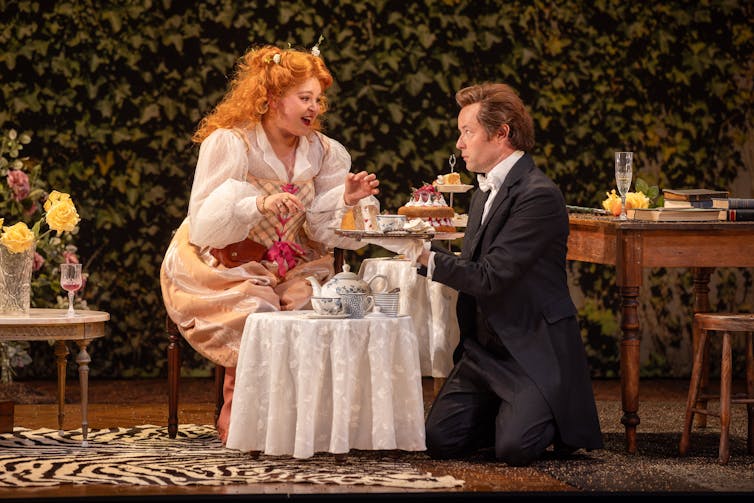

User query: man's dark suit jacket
[423,153,603,450]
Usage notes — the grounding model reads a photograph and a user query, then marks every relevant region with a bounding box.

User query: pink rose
[7,170,30,201]
[63,251,80,264]
[32,252,45,272]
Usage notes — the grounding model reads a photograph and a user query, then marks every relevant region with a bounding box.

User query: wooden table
[0,308,109,446]
[567,214,754,453]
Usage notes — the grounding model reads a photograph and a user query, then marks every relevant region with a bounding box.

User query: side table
[0,308,109,446]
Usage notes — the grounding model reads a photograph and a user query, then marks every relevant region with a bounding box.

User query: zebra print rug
[0,424,464,489]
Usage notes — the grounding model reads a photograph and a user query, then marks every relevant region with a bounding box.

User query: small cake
[433,172,462,186]
[397,184,456,232]
[340,203,379,231]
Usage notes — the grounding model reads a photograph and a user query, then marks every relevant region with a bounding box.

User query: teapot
[307,264,388,298]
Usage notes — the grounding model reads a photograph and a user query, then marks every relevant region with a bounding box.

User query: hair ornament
[311,34,324,57]
[264,53,281,65]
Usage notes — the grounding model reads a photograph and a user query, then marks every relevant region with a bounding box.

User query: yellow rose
[625,191,650,210]
[44,190,71,212]
[602,189,651,217]
[0,222,35,253]
[45,195,80,233]
[602,189,623,217]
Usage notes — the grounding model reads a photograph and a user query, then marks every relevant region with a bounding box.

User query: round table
[359,257,460,377]
[226,310,426,459]
[0,308,110,446]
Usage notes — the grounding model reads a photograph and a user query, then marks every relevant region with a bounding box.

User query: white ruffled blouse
[186,124,376,251]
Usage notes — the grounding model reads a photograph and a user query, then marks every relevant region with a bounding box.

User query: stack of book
[627,188,729,221]
[712,197,754,221]
[662,188,729,208]
[647,189,754,222]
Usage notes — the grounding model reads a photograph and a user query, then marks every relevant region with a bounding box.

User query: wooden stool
[679,313,754,464]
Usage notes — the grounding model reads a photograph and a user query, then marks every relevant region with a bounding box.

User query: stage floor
[1,377,750,501]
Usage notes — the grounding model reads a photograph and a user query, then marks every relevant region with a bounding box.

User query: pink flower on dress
[32,252,45,272]
[265,240,304,278]
[280,183,300,195]
[7,170,30,201]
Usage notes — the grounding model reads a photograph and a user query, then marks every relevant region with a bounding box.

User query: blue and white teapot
[307,264,388,298]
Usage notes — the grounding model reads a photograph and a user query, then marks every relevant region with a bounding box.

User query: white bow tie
[477,174,494,193]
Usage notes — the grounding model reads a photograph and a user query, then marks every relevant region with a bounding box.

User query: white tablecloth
[225,311,426,459]
[359,258,460,377]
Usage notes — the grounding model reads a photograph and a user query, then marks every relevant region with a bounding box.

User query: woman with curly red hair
[160,44,380,443]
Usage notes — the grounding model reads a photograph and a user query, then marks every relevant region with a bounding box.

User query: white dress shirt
[478,150,523,225]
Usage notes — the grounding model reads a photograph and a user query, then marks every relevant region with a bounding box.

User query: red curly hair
[193,45,334,143]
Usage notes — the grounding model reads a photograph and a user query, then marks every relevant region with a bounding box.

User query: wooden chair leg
[680,330,708,456]
[746,332,754,455]
[168,315,226,435]
[697,329,710,428]
[719,331,732,464]
[167,316,180,439]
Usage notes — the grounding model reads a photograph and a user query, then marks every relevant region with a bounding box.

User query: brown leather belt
[209,239,267,268]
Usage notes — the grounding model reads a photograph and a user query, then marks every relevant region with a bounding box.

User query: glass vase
[0,244,35,315]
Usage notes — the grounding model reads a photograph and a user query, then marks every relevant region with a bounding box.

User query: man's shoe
[552,440,578,458]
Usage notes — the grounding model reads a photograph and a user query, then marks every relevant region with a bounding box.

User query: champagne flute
[615,151,634,220]
[60,263,83,317]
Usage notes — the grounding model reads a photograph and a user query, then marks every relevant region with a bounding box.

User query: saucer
[307,312,349,319]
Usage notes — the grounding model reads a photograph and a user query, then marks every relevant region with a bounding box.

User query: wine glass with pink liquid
[60,263,82,317]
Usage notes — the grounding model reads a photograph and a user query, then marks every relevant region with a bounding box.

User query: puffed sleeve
[187,129,265,248]
[305,135,380,249]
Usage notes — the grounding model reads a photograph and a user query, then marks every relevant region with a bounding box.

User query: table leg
[619,285,641,454]
[433,377,446,399]
[54,340,68,434]
[75,340,92,447]
[692,267,714,428]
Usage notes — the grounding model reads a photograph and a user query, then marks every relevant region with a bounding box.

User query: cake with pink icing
[397,183,456,232]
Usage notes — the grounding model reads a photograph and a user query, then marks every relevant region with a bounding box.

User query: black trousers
[425,334,556,466]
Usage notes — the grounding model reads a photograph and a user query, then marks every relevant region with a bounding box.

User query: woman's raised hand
[344,171,380,206]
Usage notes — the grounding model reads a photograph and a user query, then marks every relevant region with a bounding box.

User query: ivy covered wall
[1,0,752,379]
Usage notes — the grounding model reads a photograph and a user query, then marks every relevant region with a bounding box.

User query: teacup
[341,292,375,319]
[377,214,407,233]
[373,292,400,317]
[311,297,344,316]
